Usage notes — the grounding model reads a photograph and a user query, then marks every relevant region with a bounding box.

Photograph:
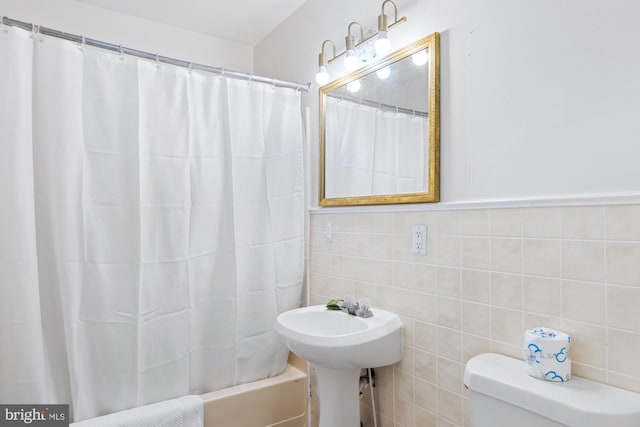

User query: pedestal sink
[275,305,403,427]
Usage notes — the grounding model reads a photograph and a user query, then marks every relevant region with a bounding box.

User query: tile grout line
[558,207,564,333]
[519,208,525,340]
[603,206,609,383]
[488,211,495,353]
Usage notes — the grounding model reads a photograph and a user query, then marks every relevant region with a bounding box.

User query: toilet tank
[464,353,640,427]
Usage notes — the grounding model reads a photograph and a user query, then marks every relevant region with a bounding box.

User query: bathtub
[200,354,307,427]
[70,355,307,426]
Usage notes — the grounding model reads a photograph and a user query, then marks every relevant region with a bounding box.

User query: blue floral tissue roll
[523,327,571,382]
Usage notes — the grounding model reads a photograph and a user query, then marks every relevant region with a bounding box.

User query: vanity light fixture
[316,40,335,85]
[375,0,399,55]
[313,0,406,85]
[344,22,364,71]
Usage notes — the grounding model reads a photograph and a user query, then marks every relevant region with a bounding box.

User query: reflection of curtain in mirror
[325,97,376,198]
[325,97,428,198]
[373,109,428,194]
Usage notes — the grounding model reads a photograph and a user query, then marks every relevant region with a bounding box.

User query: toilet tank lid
[464,353,640,427]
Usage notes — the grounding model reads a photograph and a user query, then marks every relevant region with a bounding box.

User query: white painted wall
[255,0,640,205]
[1,0,253,72]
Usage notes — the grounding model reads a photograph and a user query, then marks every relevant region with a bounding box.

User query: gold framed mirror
[319,33,440,206]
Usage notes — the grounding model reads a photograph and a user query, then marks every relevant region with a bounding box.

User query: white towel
[71,396,203,427]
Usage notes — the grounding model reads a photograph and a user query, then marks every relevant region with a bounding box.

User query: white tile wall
[309,204,640,427]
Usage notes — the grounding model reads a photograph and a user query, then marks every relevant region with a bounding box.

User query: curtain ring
[188,62,193,73]
[155,54,160,68]
[118,44,124,60]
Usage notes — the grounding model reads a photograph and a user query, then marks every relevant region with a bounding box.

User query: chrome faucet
[339,296,373,318]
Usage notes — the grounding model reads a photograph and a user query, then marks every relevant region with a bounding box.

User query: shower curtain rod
[326,92,428,118]
[0,16,311,92]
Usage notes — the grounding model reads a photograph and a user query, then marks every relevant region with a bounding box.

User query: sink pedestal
[315,366,361,427]
[274,305,403,427]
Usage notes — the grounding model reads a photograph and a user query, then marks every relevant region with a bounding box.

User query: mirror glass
[320,33,440,206]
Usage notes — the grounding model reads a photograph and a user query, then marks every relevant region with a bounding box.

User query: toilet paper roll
[523,327,571,382]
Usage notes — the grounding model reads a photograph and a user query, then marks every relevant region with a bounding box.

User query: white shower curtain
[325,97,428,198]
[0,27,304,421]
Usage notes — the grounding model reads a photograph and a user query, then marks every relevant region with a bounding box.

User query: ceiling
[75,0,308,46]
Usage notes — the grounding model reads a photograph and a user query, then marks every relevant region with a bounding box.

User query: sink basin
[275,304,403,427]
[275,304,403,368]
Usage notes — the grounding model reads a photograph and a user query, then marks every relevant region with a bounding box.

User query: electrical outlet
[325,221,333,243]
[412,224,427,255]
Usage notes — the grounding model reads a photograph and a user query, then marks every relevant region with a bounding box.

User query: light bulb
[412,50,429,66]
[374,31,391,55]
[315,66,329,85]
[344,50,360,71]
[376,66,391,80]
[347,80,361,93]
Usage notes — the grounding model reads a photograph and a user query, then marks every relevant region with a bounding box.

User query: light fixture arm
[319,40,336,67]
[322,40,336,58]
[378,13,388,32]
[345,21,364,52]
[380,0,399,26]
[347,22,364,43]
